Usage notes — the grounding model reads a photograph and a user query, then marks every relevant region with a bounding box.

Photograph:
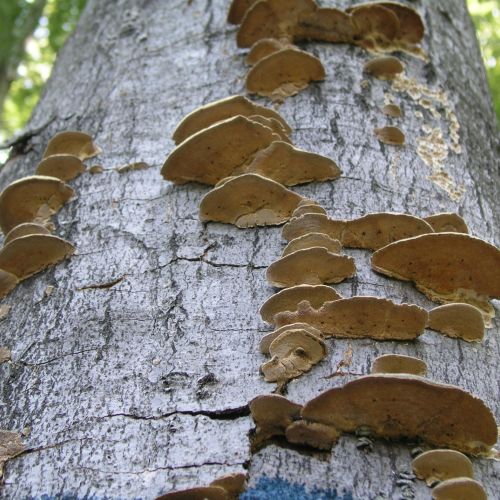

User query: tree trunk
[0,0,498,498]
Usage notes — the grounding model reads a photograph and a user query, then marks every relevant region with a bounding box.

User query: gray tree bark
[0,0,498,498]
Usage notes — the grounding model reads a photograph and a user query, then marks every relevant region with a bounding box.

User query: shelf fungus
[156,486,229,500]
[0,176,74,234]
[199,174,302,227]
[382,103,402,117]
[275,297,428,341]
[266,247,356,287]
[363,56,404,80]
[427,304,485,342]
[162,116,280,185]
[371,354,427,376]
[424,213,469,234]
[260,322,323,355]
[285,420,340,450]
[210,473,247,500]
[248,116,291,143]
[246,38,294,65]
[36,154,85,181]
[371,233,500,319]
[412,449,474,487]
[260,284,342,325]
[282,233,342,256]
[431,478,487,500]
[0,235,75,280]
[244,141,341,186]
[282,212,433,250]
[0,269,18,299]
[4,223,51,246]
[291,203,327,219]
[43,131,101,160]
[246,48,325,100]
[301,374,498,455]
[374,126,405,145]
[172,95,291,145]
[261,327,327,384]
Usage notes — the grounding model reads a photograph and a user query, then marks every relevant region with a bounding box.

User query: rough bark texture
[0,0,499,498]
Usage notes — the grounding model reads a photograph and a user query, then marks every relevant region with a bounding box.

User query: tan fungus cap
[371,353,427,376]
[4,223,51,246]
[0,269,18,299]
[285,420,340,450]
[36,154,85,181]
[156,486,228,500]
[412,449,474,486]
[375,126,405,145]
[424,213,469,234]
[260,322,323,354]
[210,473,246,500]
[428,303,484,342]
[43,131,100,160]
[431,478,486,500]
[282,233,342,256]
[246,38,294,65]
[364,56,404,80]
[291,204,327,218]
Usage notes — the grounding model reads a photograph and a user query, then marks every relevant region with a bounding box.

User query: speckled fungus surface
[428,304,484,342]
[424,213,469,233]
[43,131,100,160]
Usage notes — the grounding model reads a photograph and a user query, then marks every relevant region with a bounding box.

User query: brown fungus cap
[428,304,484,342]
[0,269,18,299]
[282,233,342,257]
[275,296,428,341]
[0,176,74,234]
[375,126,405,145]
[296,8,353,43]
[243,141,341,186]
[246,38,294,65]
[424,213,469,234]
[364,56,404,80]
[4,223,51,246]
[43,131,101,160]
[285,420,340,450]
[411,449,474,486]
[371,354,427,376]
[349,4,400,48]
[228,0,258,24]
[292,204,327,218]
[301,374,498,455]
[246,48,325,100]
[266,247,356,288]
[156,486,228,500]
[199,173,302,228]
[163,116,280,185]
[248,116,291,143]
[36,154,85,181]
[0,234,75,280]
[260,284,342,324]
[371,233,500,314]
[210,473,247,500]
[431,478,486,500]
[260,322,323,354]
[172,95,291,145]
[382,104,402,117]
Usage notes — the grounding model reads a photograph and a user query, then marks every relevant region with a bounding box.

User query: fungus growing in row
[371,353,427,376]
[36,155,85,181]
[424,213,469,233]
[282,233,342,256]
[156,486,228,500]
[210,473,247,500]
[301,374,498,455]
[4,222,51,246]
[260,322,323,354]
[295,8,353,43]
[172,95,291,145]
[162,116,280,185]
[259,284,342,324]
[431,478,486,500]
[382,104,402,117]
[0,176,74,234]
[0,270,18,299]
[363,56,404,80]
[282,212,433,250]
[285,420,340,450]
[0,235,75,280]
[261,328,327,383]
[43,131,101,160]
[291,203,327,218]
[275,297,428,341]
[411,449,474,487]
[248,115,291,142]
[199,174,303,227]
[371,233,500,318]
[246,48,325,100]
[246,38,293,65]
[375,126,405,145]
[227,0,258,24]
[427,304,484,342]
[266,247,356,288]
[243,141,341,186]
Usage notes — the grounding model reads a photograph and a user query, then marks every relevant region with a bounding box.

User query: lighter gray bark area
[0,0,498,498]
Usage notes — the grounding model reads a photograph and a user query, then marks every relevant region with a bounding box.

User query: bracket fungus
[266,247,356,288]
[374,126,405,145]
[285,420,340,450]
[259,284,342,324]
[371,233,500,317]
[162,116,280,185]
[248,116,291,143]
[246,38,293,65]
[156,486,228,500]
[282,233,342,257]
[428,304,485,342]
[0,176,74,234]
[431,478,487,500]
[275,297,428,341]
[371,354,427,376]
[36,154,85,181]
[210,473,247,500]
[243,141,341,186]
[4,223,51,246]
[0,270,18,299]
[424,213,469,234]
[282,212,433,250]
[43,131,100,160]
[260,322,323,355]
[291,203,327,219]
[172,95,291,145]
[199,174,303,227]
[363,56,404,80]
[301,374,498,455]
[382,103,402,117]
[411,449,474,487]
[0,235,75,280]
[261,328,327,384]
[246,48,325,100]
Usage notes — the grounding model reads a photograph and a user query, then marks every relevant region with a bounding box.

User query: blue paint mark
[241,476,353,500]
